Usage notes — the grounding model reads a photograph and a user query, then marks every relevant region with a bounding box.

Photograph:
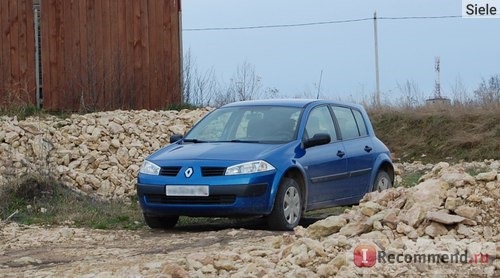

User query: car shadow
[161,215,328,233]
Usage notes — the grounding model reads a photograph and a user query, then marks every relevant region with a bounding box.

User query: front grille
[146,194,236,205]
[201,167,226,177]
[159,166,182,176]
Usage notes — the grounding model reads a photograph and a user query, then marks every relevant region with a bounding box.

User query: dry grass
[368,104,500,162]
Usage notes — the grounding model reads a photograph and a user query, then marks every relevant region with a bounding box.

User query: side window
[332,106,360,140]
[304,106,337,140]
[352,109,368,136]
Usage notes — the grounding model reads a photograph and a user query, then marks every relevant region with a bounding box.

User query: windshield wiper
[184,139,261,143]
[183,138,207,143]
[221,139,261,143]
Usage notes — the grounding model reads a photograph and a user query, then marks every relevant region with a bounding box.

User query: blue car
[137,99,394,230]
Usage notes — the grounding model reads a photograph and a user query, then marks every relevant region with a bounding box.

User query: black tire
[143,214,179,229]
[373,171,392,192]
[267,178,302,231]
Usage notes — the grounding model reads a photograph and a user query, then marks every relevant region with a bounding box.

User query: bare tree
[182,49,194,104]
[192,67,217,106]
[262,87,281,99]
[182,49,218,107]
[214,61,262,107]
[183,52,273,107]
[474,75,500,106]
[450,75,470,105]
[396,80,423,107]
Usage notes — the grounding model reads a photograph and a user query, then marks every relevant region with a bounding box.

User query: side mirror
[303,133,331,148]
[170,134,183,143]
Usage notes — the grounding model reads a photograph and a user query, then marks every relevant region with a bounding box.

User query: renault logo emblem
[184,167,193,178]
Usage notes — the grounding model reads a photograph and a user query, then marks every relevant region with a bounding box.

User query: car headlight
[139,160,161,175]
[225,160,275,175]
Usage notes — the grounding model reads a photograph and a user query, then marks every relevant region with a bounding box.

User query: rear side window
[352,109,368,136]
[331,106,361,140]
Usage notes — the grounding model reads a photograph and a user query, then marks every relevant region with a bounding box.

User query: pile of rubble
[0,109,210,198]
[180,161,499,277]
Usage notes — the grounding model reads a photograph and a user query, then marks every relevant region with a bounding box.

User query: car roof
[221,99,365,110]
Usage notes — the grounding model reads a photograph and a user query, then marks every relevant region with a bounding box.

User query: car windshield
[184,106,302,143]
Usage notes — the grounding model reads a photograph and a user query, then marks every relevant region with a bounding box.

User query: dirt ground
[0,218,290,277]
[1,213,498,277]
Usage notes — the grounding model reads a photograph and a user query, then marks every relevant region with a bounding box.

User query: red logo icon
[353,244,377,267]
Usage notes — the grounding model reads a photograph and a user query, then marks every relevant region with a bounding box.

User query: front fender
[266,160,309,215]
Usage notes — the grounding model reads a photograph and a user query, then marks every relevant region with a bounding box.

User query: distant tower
[434,57,442,98]
[426,56,450,107]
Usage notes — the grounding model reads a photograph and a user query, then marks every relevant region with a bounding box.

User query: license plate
[166,185,209,197]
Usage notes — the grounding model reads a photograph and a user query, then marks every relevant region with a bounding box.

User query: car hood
[148,142,286,162]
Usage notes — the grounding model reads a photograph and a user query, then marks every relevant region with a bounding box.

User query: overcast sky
[182,0,500,103]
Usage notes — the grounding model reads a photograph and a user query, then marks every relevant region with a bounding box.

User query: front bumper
[137,181,273,217]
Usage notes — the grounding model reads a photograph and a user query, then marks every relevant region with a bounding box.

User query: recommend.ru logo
[353,243,492,267]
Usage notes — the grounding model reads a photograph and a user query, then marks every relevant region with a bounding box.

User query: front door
[299,105,349,209]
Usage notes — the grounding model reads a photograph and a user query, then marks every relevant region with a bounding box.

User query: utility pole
[373,11,381,107]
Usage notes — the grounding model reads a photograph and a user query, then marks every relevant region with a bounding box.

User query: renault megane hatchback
[137,99,394,230]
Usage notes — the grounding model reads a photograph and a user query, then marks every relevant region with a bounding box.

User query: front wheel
[143,214,179,229]
[373,171,392,192]
[267,178,302,230]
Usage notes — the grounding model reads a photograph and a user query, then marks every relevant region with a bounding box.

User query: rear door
[331,106,376,198]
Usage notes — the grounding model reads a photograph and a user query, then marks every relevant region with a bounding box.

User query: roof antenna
[316,70,323,99]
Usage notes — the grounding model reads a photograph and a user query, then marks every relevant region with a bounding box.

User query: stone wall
[0,109,210,198]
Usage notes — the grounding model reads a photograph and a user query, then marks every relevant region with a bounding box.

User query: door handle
[337,150,345,158]
[364,146,372,153]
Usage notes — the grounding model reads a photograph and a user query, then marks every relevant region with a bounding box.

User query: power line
[379,15,461,20]
[183,15,461,32]
[183,17,372,31]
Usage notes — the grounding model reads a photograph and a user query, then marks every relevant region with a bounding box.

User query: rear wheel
[267,178,302,230]
[373,171,392,192]
[143,214,179,229]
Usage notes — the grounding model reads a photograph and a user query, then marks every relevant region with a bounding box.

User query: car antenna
[316,69,323,99]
